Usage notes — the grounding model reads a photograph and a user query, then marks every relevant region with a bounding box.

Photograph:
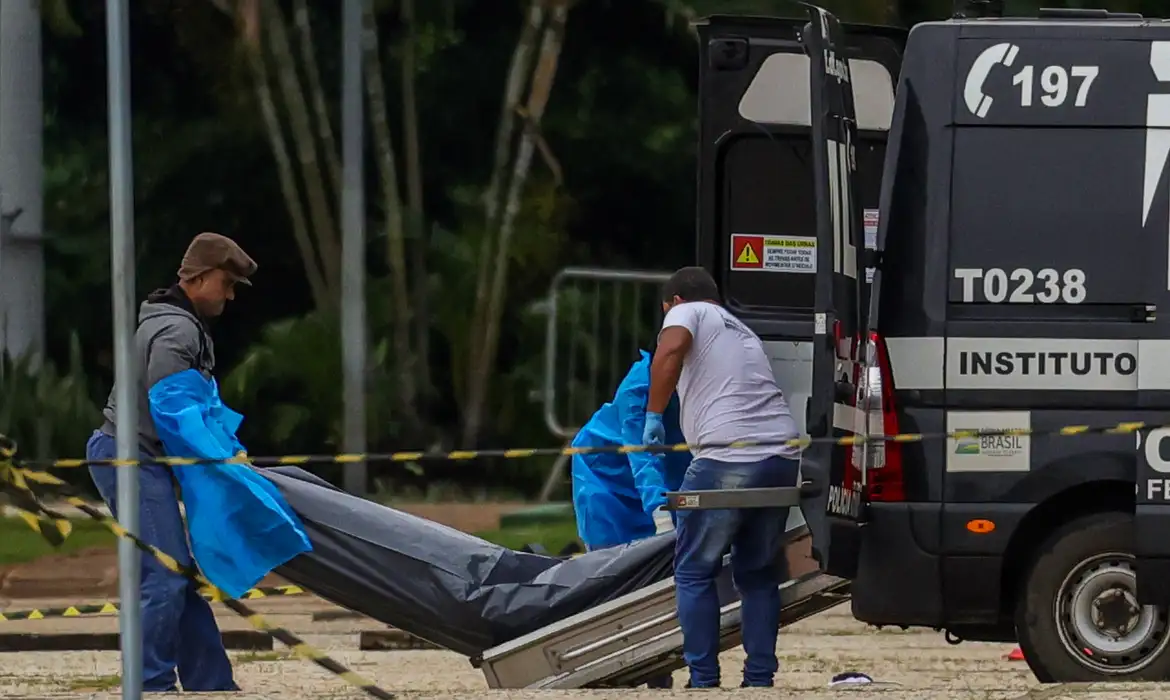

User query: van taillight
[836,321,865,499]
[866,332,905,502]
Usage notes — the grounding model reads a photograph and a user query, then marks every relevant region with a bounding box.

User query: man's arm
[618,380,668,515]
[648,306,698,413]
[145,320,201,388]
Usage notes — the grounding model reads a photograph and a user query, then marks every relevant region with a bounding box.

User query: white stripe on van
[885,336,944,390]
[881,337,1170,391]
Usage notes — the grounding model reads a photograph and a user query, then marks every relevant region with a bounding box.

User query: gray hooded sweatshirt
[100,286,216,456]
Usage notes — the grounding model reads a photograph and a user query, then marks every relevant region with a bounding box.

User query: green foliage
[224,181,572,489]
[220,304,402,457]
[0,334,101,476]
[473,519,581,553]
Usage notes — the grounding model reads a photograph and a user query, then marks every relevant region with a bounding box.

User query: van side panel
[942,26,1170,613]
[862,20,1170,631]
[850,22,954,627]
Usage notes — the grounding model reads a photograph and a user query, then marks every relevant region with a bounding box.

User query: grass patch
[0,508,583,566]
[68,674,121,691]
[474,519,581,554]
[0,517,116,566]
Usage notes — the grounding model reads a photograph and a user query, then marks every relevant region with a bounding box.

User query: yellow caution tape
[0,585,307,622]
[228,583,307,600]
[0,452,393,700]
[7,420,1161,470]
[0,601,121,621]
[0,462,72,547]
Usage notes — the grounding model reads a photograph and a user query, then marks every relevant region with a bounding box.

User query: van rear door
[800,7,869,575]
[693,9,902,569]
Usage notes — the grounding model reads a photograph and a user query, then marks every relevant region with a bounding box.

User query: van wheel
[1015,512,1170,682]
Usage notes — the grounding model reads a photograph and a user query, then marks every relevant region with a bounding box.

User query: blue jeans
[674,455,799,688]
[86,430,237,692]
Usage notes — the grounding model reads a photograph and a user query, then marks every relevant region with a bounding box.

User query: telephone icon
[963,42,1020,118]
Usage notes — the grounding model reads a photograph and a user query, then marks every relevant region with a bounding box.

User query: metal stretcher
[476,465,846,689]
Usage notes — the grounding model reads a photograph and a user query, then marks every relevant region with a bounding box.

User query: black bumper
[1136,504,1170,606]
[839,503,945,627]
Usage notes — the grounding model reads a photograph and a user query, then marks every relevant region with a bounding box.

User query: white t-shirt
[659,301,800,462]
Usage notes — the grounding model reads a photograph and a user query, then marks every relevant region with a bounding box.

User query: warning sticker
[864,209,879,284]
[863,209,879,250]
[732,235,764,269]
[730,234,817,274]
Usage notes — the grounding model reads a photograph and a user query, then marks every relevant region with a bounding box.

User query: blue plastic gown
[571,350,691,550]
[148,369,312,599]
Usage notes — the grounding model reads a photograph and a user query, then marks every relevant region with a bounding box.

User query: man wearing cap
[84,232,255,692]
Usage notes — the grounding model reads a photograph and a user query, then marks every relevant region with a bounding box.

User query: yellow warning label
[736,243,760,265]
[764,237,816,248]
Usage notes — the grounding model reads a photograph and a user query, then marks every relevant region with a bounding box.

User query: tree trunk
[400,0,432,406]
[361,0,420,427]
[461,0,569,447]
[291,0,342,197]
[465,0,545,430]
[482,0,544,228]
[262,0,341,303]
[244,26,330,310]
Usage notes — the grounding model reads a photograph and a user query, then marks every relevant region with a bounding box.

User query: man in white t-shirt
[643,266,801,689]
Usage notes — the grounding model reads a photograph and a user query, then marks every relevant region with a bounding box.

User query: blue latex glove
[643,411,666,446]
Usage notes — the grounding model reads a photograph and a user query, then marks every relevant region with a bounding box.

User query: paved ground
[1,504,1166,698]
[2,600,1163,700]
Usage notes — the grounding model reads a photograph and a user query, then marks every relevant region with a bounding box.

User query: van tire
[1015,511,1170,682]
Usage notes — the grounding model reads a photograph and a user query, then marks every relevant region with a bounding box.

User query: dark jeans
[674,455,799,688]
[585,541,674,690]
[87,430,238,692]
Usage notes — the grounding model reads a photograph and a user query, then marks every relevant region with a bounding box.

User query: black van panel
[948,128,1146,307]
[721,135,818,311]
[862,17,1170,619]
[696,17,903,324]
[870,24,954,349]
[952,34,1167,128]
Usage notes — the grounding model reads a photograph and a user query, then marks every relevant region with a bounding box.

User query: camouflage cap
[177,232,257,286]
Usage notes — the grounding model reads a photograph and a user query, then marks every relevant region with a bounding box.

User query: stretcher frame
[477,465,840,689]
[476,523,848,689]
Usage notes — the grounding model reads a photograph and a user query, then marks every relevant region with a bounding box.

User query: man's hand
[643,411,666,446]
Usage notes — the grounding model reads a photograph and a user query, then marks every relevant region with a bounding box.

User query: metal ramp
[476,527,850,689]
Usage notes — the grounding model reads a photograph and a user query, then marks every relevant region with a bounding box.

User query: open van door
[674,3,902,576]
[800,6,869,576]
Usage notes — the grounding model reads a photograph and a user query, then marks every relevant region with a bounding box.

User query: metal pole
[107,1,141,698]
[0,0,46,368]
[341,0,367,495]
